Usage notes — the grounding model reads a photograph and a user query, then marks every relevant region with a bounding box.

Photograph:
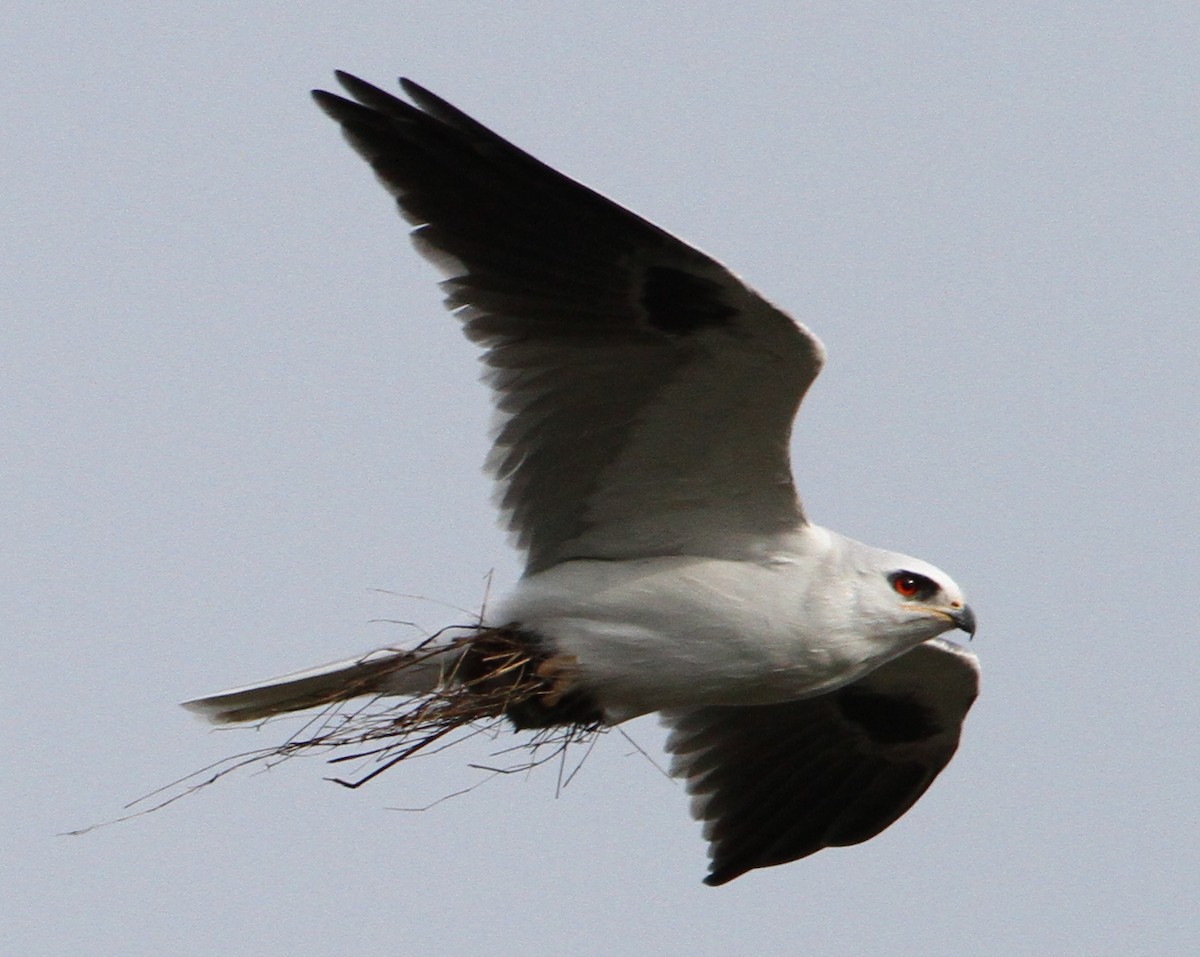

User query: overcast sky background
[5,4,1198,955]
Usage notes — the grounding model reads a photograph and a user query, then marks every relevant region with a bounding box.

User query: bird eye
[889,571,938,601]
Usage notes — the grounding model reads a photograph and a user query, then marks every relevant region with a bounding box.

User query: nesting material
[308,625,606,787]
[124,627,607,821]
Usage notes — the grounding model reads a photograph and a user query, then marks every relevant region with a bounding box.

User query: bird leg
[534,653,581,707]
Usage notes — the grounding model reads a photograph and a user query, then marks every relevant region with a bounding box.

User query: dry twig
[68,626,607,834]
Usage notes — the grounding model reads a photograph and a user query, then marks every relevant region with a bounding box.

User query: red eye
[889,571,937,601]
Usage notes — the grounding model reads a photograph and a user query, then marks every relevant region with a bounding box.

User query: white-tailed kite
[185,72,979,885]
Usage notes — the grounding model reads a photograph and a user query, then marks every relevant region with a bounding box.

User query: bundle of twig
[297,625,606,788]
[98,627,607,827]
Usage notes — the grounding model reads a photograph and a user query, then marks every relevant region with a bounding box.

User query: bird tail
[181,634,470,725]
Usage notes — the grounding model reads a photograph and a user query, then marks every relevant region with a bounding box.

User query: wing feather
[663,638,980,885]
[314,74,825,571]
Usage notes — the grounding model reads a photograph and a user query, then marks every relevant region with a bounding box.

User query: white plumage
[185,72,979,885]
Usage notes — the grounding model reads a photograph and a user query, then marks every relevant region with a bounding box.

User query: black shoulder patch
[639,265,738,335]
[836,686,941,744]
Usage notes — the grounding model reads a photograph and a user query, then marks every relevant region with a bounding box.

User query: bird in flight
[185,72,979,886]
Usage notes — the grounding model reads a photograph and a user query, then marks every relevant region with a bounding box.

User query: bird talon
[534,654,580,707]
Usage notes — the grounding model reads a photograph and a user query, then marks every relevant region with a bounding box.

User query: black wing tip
[398,76,433,101]
[309,87,339,110]
[311,72,472,134]
[309,72,439,107]
[310,72,360,114]
[312,73,427,137]
[309,69,372,102]
[334,69,376,96]
[703,842,824,886]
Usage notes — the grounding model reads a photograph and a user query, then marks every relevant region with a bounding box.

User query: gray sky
[5,3,1198,955]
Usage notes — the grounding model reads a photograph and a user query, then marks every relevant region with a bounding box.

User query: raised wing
[314,73,825,572]
[663,638,980,885]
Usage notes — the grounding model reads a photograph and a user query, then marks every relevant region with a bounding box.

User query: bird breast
[492,552,875,721]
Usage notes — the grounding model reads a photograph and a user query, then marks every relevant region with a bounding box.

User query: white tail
[182,640,466,724]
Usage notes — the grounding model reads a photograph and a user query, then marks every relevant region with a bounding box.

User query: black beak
[949,604,977,639]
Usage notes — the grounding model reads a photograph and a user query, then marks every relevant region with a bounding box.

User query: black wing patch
[639,265,739,335]
[664,640,979,885]
[835,686,942,744]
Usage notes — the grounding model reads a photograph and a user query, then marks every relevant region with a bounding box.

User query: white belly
[491,553,874,722]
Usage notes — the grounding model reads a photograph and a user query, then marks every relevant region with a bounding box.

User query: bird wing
[663,637,980,885]
[314,73,825,573]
